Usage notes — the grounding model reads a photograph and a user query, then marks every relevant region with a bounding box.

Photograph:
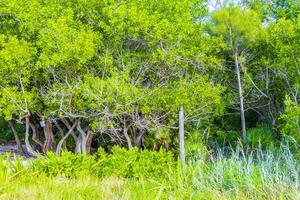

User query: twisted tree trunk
[28,121,44,149]
[43,120,56,153]
[24,116,38,157]
[53,120,66,149]
[61,118,78,142]
[56,119,79,155]
[76,120,87,153]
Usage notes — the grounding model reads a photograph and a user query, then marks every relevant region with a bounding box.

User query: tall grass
[0,143,299,200]
[188,143,300,199]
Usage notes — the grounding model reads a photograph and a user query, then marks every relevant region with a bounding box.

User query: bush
[131,148,174,179]
[31,146,174,180]
[98,147,139,178]
[31,151,98,178]
[247,125,277,149]
[98,146,174,180]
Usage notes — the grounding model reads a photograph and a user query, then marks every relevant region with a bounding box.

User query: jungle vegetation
[0,0,300,199]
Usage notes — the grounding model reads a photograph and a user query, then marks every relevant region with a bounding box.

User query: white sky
[206,0,244,12]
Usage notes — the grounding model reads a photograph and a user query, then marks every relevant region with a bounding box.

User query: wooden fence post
[179,106,185,165]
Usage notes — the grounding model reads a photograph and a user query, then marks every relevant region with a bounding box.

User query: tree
[259,15,300,140]
[210,6,262,141]
[0,0,225,154]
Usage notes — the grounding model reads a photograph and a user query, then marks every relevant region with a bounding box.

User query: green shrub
[31,146,174,180]
[31,151,98,178]
[132,148,174,179]
[97,146,174,180]
[99,146,139,178]
[247,125,277,149]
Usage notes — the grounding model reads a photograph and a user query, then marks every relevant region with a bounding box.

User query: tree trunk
[56,119,79,155]
[43,120,56,153]
[234,50,247,142]
[179,106,185,165]
[123,118,132,150]
[28,121,44,149]
[75,136,83,154]
[86,131,94,154]
[76,120,87,154]
[53,120,66,149]
[135,129,144,148]
[24,116,38,157]
[8,120,24,154]
[61,118,78,142]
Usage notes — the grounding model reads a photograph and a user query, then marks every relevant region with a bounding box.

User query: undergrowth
[0,143,299,200]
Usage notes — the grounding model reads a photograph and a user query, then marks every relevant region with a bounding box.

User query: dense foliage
[0,0,299,156]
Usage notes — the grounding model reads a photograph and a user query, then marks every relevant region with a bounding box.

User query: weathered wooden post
[179,106,185,165]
